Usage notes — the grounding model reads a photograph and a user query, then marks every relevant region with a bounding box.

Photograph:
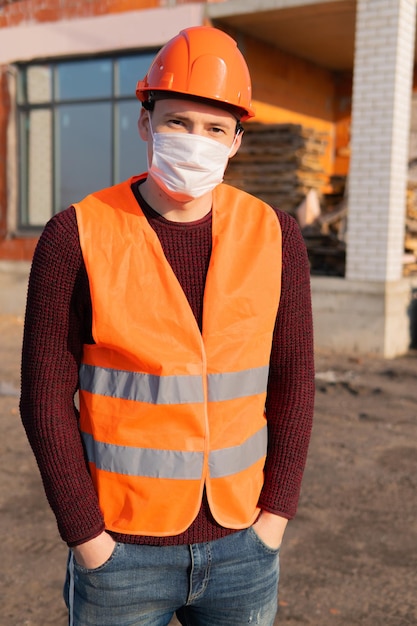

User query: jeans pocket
[247,527,281,555]
[73,541,122,575]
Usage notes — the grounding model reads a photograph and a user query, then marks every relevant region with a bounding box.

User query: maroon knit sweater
[20,180,315,547]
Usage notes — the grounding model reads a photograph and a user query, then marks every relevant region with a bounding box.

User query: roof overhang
[206,0,361,72]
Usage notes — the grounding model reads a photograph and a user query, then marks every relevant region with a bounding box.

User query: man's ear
[229,130,243,159]
[138,108,150,142]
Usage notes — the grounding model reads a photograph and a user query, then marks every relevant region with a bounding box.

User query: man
[20,26,315,626]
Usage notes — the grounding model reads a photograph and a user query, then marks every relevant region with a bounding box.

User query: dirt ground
[1,313,416,626]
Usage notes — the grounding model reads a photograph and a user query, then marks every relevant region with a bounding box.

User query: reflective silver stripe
[80,363,269,404]
[207,365,269,402]
[79,364,204,405]
[82,426,266,481]
[82,432,204,479]
[209,425,267,479]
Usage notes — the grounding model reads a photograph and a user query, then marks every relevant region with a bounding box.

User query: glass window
[56,103,112,211]
[117,54,154,96]
[116,100,147,181]
[17,51,155,228]
[55,59,112,101]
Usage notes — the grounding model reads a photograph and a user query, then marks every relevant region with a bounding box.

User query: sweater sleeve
[258,209,315,520]
[20,207,105,546]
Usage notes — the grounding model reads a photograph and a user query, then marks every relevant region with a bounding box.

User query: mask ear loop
[146,113,155,169]
[147,112,155,140]
[229,127,243,156]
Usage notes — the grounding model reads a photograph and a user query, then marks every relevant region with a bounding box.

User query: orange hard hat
[136,26,255,120]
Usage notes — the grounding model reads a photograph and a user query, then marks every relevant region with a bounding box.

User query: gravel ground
[1,314,416,625]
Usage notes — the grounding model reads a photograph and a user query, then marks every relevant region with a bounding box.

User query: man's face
[138,97,242,157]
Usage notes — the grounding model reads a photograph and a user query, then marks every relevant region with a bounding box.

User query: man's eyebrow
[161,111,191,124]
[162,111,233,128]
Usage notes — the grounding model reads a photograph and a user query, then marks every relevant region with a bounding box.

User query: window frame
[16,49,156,232]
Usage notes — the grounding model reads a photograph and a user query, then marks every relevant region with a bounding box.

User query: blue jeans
[64,528,280,625]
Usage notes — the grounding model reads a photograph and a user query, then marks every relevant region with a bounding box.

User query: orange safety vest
[74,175,282,536]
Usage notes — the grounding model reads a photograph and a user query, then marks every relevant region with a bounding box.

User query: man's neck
[139,177,213,223]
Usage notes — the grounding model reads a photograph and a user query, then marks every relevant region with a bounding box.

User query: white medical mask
[147,121,241,201]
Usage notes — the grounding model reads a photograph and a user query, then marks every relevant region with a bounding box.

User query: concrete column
[347,0,416,282]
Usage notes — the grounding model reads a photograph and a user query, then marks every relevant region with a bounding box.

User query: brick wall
[347,0,417,282]
[0,0,207,27]
[0,0,164,27]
